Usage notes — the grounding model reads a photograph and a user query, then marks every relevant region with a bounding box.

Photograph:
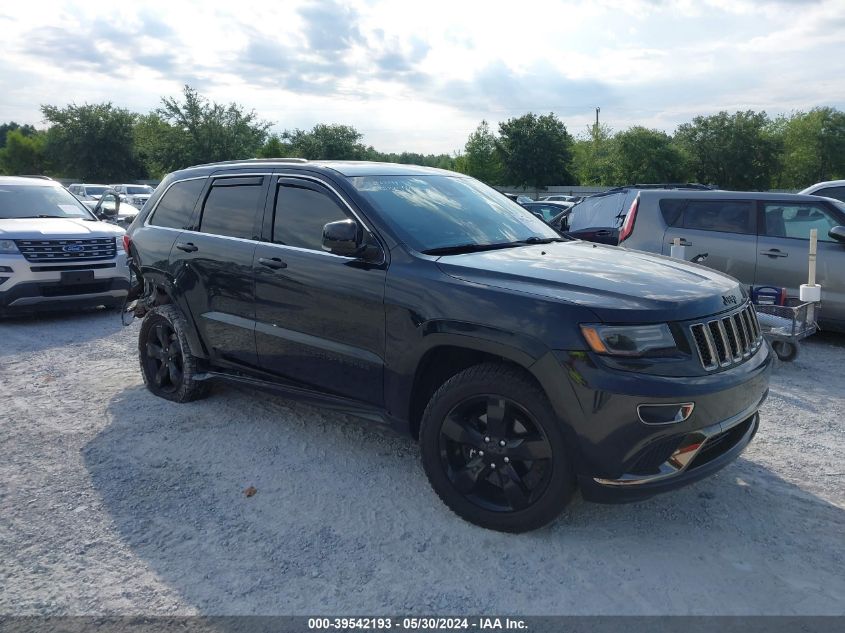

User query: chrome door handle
[760,249,788,258]
[258,257,287,270]
[175,242,198,253]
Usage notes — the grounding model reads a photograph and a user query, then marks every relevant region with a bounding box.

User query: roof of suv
[0,176,61,187]
[172,158,457,179]
[638,189,832,203]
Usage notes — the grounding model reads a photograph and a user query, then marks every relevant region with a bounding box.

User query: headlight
[580,323,677,356]
[0,239,20,254]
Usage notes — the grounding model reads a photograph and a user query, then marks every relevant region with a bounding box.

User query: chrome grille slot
[690,303,762,372]
[14,238,117,263]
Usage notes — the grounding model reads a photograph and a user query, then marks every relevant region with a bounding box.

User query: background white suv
[0,177,130,316]
[800,180,845,202]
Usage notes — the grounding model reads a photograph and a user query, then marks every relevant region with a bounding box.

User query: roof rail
[186,157,308,169]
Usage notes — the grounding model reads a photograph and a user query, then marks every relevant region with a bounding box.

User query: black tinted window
[682,200,755,234]
[199,181,263,239]
[659,199,686,226]
[273,184,350,250]
[150,179,205,229]
[816,186,845,203]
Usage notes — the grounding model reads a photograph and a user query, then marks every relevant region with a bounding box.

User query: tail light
[619,196,639,243]
[122,234,132,255]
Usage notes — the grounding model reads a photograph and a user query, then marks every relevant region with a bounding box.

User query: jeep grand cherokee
[125,159,771,532]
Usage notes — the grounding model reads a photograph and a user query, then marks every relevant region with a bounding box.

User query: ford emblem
[63,244,85,253]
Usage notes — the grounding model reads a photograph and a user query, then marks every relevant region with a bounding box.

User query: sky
[0,0,843,154]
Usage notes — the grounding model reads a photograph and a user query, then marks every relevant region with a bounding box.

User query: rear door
[168,174,268,367]
[253,174,386,405]
[661,198,757,284]
[756,200,845,326]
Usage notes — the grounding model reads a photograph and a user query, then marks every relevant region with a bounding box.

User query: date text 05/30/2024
[307,617,528,630]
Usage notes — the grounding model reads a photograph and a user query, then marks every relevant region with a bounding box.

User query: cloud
[297,0,363,53]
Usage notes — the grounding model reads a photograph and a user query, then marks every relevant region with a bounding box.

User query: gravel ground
[1,309,843,615]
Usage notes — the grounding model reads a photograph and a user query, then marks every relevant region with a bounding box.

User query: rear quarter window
[148,178,206,229]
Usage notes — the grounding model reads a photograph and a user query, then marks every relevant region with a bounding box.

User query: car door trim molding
[254,320,384,366]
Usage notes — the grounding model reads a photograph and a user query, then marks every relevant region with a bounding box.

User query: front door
[756,200,845,327]
[661,198,758,284]
[253,175,386,405]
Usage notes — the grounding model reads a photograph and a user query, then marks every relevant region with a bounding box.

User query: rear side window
[149,179,205,229]
[659,199,686,226]
[273,183,350,250]
[681,200,755,234]
[199,177,264,239]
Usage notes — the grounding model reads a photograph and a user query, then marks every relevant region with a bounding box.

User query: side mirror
[322,219,362,257]
[93,191,120,219]
[829,226,845,243]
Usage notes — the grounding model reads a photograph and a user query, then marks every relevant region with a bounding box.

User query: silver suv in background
[67,183,109,201]
[0,177,130,316]
[110,183,155,208]
[619,190,845,331]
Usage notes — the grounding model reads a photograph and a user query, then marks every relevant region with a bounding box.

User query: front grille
[14,238,117,263]
[40,281,113,297]
[690,303,762,371]
[629,435,683,475]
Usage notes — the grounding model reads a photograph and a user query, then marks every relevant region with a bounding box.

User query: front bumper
[545,343,771,503]
[0,253,130,315]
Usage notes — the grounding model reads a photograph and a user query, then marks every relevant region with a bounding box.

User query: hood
[0,217,126,239]
[436,241,744,323]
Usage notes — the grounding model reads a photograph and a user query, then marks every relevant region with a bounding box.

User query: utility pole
[595,107,600,129]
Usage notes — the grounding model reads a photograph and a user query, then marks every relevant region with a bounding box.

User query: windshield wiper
[421,237,566,256]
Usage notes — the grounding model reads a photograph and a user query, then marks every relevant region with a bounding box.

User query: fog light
[637,403,695,425]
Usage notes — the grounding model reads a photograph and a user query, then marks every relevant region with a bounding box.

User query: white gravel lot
[1,309,843,616]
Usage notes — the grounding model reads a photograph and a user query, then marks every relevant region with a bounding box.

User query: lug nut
[478,450,485,457]
[490,463,497,469]
[499,440,506,447]
[504,457,510,463]
[484,436,491,443]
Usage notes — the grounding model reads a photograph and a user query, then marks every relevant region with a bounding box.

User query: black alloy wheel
[419,363,574,532]
[143,322,183,393]
[439,395,553,512]
[138,305,209,403]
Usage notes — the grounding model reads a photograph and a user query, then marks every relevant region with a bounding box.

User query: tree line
[1,84,843,191]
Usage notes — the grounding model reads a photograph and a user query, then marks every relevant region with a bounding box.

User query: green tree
[0,129,46,174]
[283,124,366,159]
[612,126,687,184]
[136,85,271,175]
[0,122,37,148]
[256,133,290,158]
[571,123,615,185]
[41,102,143,181]
[462,120,503,184]
[496,113,574,189]
[674,110,780,190]
[774,107,845,188]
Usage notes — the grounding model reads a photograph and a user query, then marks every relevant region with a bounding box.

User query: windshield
[125,186,153,195]
[83,186,108,196]
[349,175,559,252]
[0,184,95,219]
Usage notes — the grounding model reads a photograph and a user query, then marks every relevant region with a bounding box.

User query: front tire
[419,363,575,532]
[138,305,209,402]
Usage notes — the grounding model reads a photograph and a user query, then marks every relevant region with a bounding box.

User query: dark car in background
[521,200,573,223]
[568,184,716,245]
[126,159,770,532]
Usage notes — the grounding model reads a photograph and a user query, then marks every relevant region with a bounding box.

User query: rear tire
[139,305,209,402]
[419,363,575,533]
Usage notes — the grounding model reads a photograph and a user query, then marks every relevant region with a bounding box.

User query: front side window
[199,180,263,239]
[349,175,557,252]
[0,184,95,219]
[149,178,205,229]
[682,200,755,234]
[273,183,350,250]
[763,203,843,242]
